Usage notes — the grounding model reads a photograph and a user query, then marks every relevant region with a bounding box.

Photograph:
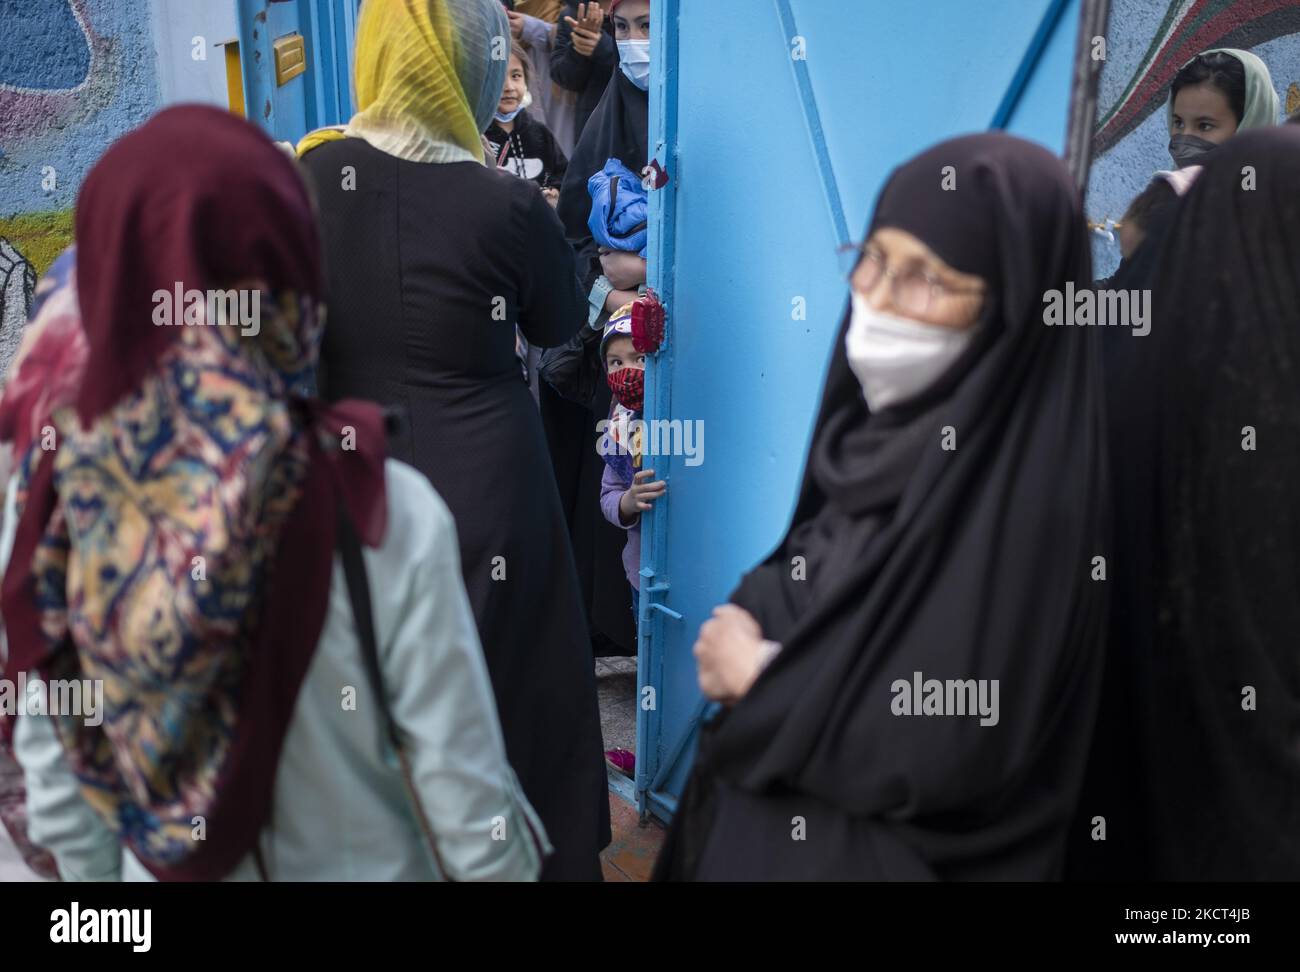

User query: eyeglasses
[840,245,986,317]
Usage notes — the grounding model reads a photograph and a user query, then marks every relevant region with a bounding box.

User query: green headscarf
[1167,48,1281,133]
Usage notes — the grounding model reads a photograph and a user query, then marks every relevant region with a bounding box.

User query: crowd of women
[0,0,1296,882]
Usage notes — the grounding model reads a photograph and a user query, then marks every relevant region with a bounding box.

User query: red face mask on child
[607,367,644,412]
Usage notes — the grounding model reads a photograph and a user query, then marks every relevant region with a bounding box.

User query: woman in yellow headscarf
[299,0,504,160]
[299,0,610,881]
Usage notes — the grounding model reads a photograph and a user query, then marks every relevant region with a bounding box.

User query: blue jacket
[587,158,648,258]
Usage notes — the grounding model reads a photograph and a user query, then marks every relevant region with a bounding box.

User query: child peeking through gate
[598,305,665,622]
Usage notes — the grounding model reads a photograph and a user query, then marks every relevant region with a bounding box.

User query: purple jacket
[599,462,640,591]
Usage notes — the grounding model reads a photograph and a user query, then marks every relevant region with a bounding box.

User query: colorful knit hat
[601,301,636,357]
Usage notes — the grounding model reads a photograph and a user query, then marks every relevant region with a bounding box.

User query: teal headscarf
[1167,48,1281,132]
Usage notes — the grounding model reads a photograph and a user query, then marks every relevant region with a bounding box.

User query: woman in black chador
[1071,126,1300,880]
[655,133,1109,881]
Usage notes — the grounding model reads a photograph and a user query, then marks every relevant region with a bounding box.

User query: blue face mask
[617,39,650,91]
[494,85,531,125]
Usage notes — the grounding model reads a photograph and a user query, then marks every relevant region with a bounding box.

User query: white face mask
[844,292,978,412]
[618,39,651,90]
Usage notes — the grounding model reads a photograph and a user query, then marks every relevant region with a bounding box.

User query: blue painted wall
[0,0,161,225]
[0,0,163,376]
[0,0,358,259]
[0,0,357,377]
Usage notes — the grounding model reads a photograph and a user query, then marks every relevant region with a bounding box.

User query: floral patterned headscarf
[0,107,388,880]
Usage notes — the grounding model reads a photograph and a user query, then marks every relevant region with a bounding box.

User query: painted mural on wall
[0,0,160,376]
[1087,0,1300,277]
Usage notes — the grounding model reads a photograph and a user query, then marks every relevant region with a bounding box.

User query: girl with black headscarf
[655,133,1108,881]
[1072,127,1300,880]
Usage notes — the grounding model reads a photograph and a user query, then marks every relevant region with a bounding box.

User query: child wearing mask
[537,159,648,403]
[1095,49,1277,287]
[1167,48,1279,168]
[505,1,581,155]
[485,43,569,205]
[544,0,650,666]
[596,306,659,778]
[487,42,569,397]
[598,305,665,623]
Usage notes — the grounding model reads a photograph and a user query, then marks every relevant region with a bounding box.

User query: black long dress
[302,138,610,880]
[1075,128,1300,880]
[1066,185,1182,880]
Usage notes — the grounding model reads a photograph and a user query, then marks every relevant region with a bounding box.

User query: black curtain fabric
[656,133,1109,881]
[1080,127,1300,879]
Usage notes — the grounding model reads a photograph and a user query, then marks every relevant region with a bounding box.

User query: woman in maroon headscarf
[0,106,547,881]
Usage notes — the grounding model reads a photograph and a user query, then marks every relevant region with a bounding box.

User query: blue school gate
[230,0,359,142]
[632,0,1104,823]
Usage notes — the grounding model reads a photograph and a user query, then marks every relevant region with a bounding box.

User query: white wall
[150,0,240,107]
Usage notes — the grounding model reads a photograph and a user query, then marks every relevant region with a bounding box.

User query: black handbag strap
[335,502,452,880]
[336,504,395,747]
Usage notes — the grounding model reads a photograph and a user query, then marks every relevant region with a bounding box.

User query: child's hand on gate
[618,468,666,524]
